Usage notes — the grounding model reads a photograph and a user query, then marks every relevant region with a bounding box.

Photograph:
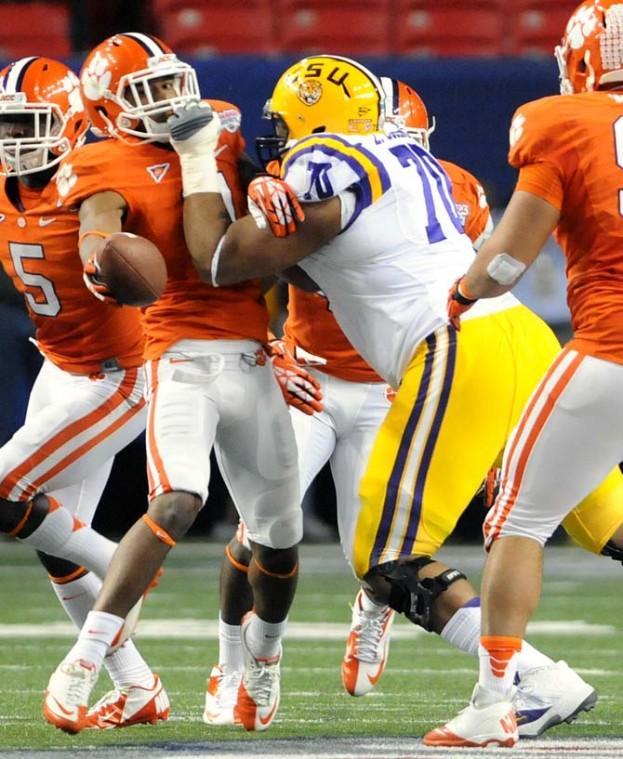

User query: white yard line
[0,618,614,640]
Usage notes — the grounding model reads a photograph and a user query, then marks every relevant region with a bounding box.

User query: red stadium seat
[154,0,276,55]
[277,0,391,55]
[0,2,71,60]
[393,1,505,56]
[510,1,577,56]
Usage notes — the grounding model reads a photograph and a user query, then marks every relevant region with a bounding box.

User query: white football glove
[167,103,222,196]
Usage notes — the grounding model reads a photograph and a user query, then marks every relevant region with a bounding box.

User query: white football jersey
[282,130,517,388]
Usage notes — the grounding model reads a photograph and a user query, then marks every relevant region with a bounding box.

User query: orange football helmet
[80,32,200,142]
[0,56,88,177]
[556,0,623,94]
[379,77,435,150]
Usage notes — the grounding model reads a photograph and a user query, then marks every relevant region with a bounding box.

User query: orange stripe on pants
[146,359,172,499]
[0,368,139,500]
[487,351,584,543]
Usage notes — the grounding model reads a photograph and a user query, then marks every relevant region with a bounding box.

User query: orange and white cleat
[424,684,518,748]
[234,613,281,731]
[85,674,169,729]
[341,589,395,697]
[203,665,242,725]
[43,659,98,734]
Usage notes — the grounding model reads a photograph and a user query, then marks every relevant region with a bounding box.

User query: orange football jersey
[284,160,491,383]
[0,177,143,374]
[510,92,623,364]
[57,100,268,360]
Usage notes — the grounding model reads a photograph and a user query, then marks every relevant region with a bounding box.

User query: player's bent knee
[0,494,48,536]
[148,491,203,541]
[365,558,467,632]
[250,508,302,550]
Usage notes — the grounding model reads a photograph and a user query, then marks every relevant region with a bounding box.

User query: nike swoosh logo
[366,659,385,686]
[86,629,108,635]
[169,358,192,364]
[214,145,227,157]
[258,699,278,726]
[50,695,76,717]
[61,593,86,601]
[39,217,56,226]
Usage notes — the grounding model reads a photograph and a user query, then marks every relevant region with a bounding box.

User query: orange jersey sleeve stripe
[488,350,584,543]
[515,163,564,211]
[0,368,141,499]
[146,360,173,499]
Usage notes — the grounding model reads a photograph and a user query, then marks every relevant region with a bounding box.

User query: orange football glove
[248,175,305,238]
[82,255,118,305]
[447,276,478,330]
[483,466,501,510]
[267,339,324,415]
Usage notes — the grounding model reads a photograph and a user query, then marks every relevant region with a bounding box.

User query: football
[98,232,167,307]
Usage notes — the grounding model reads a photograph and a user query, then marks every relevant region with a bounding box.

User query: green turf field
[0,539,620,751]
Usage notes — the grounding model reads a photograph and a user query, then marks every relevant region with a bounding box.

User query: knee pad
[602,540,623,565]
[367,558,466,632]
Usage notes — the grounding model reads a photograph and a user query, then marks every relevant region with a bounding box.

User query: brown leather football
[98,232,167,307]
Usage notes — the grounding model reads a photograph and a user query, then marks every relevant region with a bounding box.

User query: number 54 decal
[9,241,61,316]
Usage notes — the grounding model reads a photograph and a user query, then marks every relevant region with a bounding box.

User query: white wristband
[178,152,219,197]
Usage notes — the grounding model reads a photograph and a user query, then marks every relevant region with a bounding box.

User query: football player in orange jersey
[427,0,623,747]
[43,33,305,734]
[0,56,169,731]
[202,77,502,726]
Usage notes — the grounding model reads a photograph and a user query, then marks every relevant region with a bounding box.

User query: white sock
[65,610,124,673]
[478,639,522,698]
[245,614,286,660]
[50,572,101,629]
[104,640,155,690]
[359,588,388,614]
[218,615,243,670]
[440,597,481,656]
[20,503,116,579]
[517,641,554,678]
[440,597,554,679]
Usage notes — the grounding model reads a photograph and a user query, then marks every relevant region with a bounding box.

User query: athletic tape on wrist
[179,153,219,197]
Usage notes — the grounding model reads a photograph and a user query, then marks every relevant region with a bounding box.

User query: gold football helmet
[256,55,385,165]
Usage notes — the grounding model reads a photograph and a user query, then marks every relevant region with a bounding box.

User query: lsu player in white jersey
[99,55,623,737]
[200,76,502,726]
[169,55,623,738]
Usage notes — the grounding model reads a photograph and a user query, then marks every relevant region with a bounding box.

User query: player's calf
[364,556,476,633]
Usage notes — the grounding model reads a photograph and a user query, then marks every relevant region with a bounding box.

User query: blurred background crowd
[0,0,577,542]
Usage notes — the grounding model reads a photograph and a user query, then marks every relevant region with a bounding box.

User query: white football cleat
[234,613,281,731]
[85,674,170,729]
[341,589,395,696]
[203,665,242,726]
[43,659,98,734]
[514,660,597,737]
[424,684,518,748]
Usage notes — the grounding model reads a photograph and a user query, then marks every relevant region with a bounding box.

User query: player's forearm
[182,193,231,282]
[461,190,559,300]
[78,193,125,264]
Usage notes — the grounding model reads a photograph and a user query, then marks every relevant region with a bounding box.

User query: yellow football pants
[353,306,623,578]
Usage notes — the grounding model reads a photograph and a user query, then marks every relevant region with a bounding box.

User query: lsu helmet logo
[298,80,323,106]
